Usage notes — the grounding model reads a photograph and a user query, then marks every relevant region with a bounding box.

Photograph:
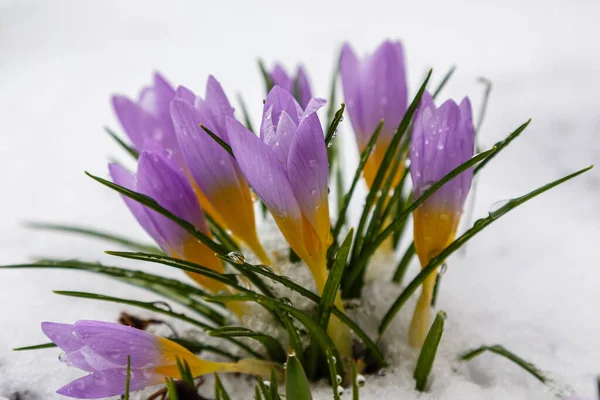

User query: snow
[1,0,599,399]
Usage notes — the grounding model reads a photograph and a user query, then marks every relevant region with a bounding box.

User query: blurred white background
[0,0,598,398]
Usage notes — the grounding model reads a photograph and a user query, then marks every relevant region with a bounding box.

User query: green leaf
[285,349,313,400]
[52,290,260,359]
[460,344,547,383]
[256,377,272,400]
[13,342,57,351]
[270,367,280,400]
[474,119,530,175]
[165,378,180,400]
[330,120,384,247]
[237,93,256,134]
[255,385,263,400]
[346,70,432,296]
[216,253,276,298]
[325,103,345,146]
[85,172,228,255]
[214,373,232,400]
[258,59,275,93]
[414,311,446,391]
[209,326,286,362]
[431,66,456,99]
[351,360,359,400]
[378,165,593,337]
[318,229,353,330]
[124,355,132,400]
[25,222,161,254]
[104,126,139,159]
[200,124,234,158]
[392,243,415,284]
[176,358,195,386]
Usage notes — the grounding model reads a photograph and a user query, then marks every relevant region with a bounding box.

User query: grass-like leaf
[86,172,229,256]
[200,124,234,158]
[214,373,232,400]
[237,93,256,134]
[13,342,57,351]
[285,349,313,400]
[205,214,240,252]
[216,253,276,298]
[330,120,384,252]
[431,66,456,99]
[25,222,161,254]
[209,326,286,362]
[325,103,345,146]
[378,165,593,337]
[258,59,275,93]
[1,260,229,325]
[414,311,446,391]
[104,126,139,159]
[351,360,360,400]
[392,242,415,284]
[176,358,195,386]
[318,229,353,329]
[124,355,132,400]
[460,344,547,383]
[165,378,179,400]
[270,368,280,400]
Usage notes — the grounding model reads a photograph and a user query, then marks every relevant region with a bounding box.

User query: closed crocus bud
[42,320,281,399]
[170,76,270,265]
[408,91,475,348]
[111,72,183,165]
[340,40,408,188]
[270,63,313,109]
[227,86,351,360]
[108,151,227,294]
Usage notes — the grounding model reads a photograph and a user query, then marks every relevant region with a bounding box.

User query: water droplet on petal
[309,159,317,168]
[109,349,121,359]
[437,141,445,150]
[311,189,317,196]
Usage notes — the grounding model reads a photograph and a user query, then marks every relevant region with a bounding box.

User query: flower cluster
[6,36,588,400]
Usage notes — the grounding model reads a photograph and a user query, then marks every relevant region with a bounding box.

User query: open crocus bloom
[109,151,228,295]
[269,63,313,109]
[42,321,279,399]
[170,76,270,264]
[340,40,408,188]
[226,86,351,360]
[409,91,474,347]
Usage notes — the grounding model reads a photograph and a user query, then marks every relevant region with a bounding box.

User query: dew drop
[263,381,271,387]
[439,262,448,276]
[109,349,121,359]
[336,374,342,384]
[283,362,287,369]
[311,189,317,196]
[227,251,246,264]
[337,386,345,396]
[287,348,296,357]
[489,199,511,216]
[58,352,67,362]
[437,141,445,150]
[93,373,108,385]
[357,374,366,387]
[280,297,293,307]
[257,264,274,274]
[309,159,317,168]
[439,213,450,221]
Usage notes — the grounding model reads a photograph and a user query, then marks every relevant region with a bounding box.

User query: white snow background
[0,0,598,399]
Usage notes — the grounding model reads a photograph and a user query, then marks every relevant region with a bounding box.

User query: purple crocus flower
[111,73,182,165]
[269,63,313,109]
[170,76,270,264]
[42,320,280,398]
[340,40,408,188]
[226,86,352,359]
[108,150,228,294]
[408,91,475,347]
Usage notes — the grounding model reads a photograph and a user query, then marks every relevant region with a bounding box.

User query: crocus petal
[111,96,158,151]
[172,98,257,244]
[136,151,208,255]
[41,322,82,352]
[270,64,293,94]
[56,368,160,399]
[174,85,196,103]
[339,43,366,146]
[108,163,168,251]
[72,321,164,368]
[227,117,306,256]
[261,86,303,137]
[296,66,313,109]
[270,110,298,165]
[287,112,331,247]
[202,75,236,140]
